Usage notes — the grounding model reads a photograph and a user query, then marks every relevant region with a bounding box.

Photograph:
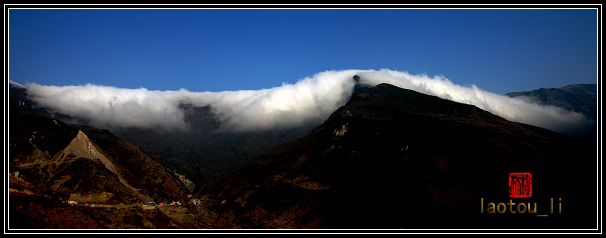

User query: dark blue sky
[8,7,598,94]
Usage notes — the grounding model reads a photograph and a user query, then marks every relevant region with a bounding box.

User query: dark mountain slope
[194,83,598,229]
[114,103,318,192]
[112,105,313,192]
[73,124,191,204]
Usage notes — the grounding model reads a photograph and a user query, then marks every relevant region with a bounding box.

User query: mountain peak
[336,83,501,127]
[196,81,596,229]
[53,130,118,175]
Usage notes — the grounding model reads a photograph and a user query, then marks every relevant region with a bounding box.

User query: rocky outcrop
[53,130,117,174]
[9,102,188,206]
[333,123,348,137]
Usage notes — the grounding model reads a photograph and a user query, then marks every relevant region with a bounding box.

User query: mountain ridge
[191,82,597,229]
[505,83,597,120]
[505,83,597,143]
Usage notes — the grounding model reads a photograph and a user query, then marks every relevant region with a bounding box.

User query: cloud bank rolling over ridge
[23,69,594,136]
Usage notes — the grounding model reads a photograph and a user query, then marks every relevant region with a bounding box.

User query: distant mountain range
[7,79,599,230]
[506,84,597,121]
[506,84,597,143]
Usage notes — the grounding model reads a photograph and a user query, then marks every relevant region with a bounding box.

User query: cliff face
[46,130,148,202]
[75,125,193,204]
[54,130,117,174]
[10,126,139,204]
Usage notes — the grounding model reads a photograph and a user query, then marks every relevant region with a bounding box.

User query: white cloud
[25,70,359,132]
[356,69,592,134]
[24,69,593,135]
[25,83,189,131]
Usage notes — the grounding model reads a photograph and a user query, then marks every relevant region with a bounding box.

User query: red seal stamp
[509,172,532,197]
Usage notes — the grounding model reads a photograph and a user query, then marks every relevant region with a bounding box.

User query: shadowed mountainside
[193,83,598,229]
[111,104,315,193]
